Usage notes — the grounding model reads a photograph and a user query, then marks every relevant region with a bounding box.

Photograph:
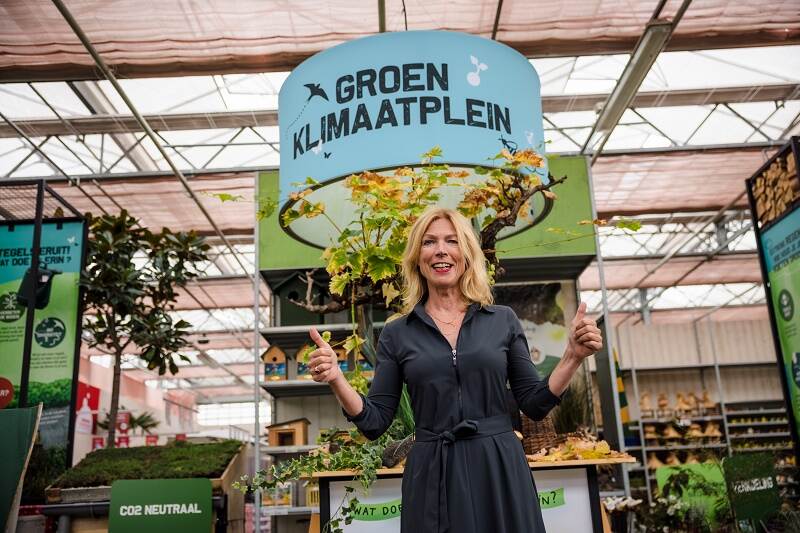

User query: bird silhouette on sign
[324,152,332,159]
[304,83,329,102]
[499,136,518,154]
[288,83,330,129]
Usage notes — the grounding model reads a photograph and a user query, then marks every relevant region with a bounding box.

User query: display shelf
[606,361,776,373]
[633,415,723,425]
[731,446,794,453]
[728,421,788,428]
[729,432,791,439]
[627,443,727,452]
[726,408,788,416]
[261,323,385,357]
[260,506,319,516]
[262,445,319,456]
[262,378,371,398]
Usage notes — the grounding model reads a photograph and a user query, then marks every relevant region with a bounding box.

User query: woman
[307,208,602,532]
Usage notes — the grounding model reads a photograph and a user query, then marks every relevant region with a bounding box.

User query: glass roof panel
[641,46,800,91]
[0,84,59,119]
[29,82,92,116]
[0,82,89,119]
[687,106,763,145]
[532,54,629,96]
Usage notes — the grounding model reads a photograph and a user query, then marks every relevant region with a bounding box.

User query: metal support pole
[253,174,262,533]
[701,315,733,456]
[586,158,630,496]
[19,180,45,407]
[639,288,651,325]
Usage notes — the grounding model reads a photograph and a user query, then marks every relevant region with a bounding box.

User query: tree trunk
[106,349,122,448]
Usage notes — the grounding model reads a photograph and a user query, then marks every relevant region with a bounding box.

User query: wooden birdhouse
[262,345,287,381]
[266,418,311,447]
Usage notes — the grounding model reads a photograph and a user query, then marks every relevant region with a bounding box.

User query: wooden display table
[312,457,636,533]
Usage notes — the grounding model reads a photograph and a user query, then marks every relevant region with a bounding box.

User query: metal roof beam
[3,84,798,138]
[68,81,160,172]
[50,0,250,275]
[582,0,692,163]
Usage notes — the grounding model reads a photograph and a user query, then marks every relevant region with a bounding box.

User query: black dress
[344,302,562,533]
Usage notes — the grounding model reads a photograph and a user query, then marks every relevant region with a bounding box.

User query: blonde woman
[308,207,602,533]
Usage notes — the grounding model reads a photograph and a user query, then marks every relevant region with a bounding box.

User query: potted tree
[241,148,638,531]
[80,210,208,448]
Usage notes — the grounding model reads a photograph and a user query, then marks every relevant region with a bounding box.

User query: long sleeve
[506,309,562,421]
[342,325,402,440]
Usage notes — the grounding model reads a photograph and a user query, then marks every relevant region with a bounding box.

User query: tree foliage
[81,210,209,446]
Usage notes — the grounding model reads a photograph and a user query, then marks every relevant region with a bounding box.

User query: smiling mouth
[432,262,453,273]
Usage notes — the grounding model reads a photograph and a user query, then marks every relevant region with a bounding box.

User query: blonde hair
[401,208,493,314]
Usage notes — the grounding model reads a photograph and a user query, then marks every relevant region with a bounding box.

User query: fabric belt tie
[414,414,513,533]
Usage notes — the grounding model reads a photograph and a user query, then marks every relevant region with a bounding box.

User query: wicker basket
[521,412,565,455]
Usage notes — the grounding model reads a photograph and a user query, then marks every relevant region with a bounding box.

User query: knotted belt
[414,414,513,532]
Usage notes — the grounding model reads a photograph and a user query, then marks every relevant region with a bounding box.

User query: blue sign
[278,30,546,205]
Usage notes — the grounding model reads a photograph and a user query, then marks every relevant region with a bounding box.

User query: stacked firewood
[752,150,799,227]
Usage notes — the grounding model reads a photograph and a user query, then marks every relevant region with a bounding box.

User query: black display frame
[745,136,800,461]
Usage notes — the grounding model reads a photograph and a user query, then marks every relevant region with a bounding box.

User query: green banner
[723,453,779,524]
[0,406,40,530]
[349,498,402,521]
[538,487,565,509]
[109,478,212,533]
[760,206,800,442]
[0,220,84,484]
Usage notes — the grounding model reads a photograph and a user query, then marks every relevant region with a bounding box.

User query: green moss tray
[49,440,243,492]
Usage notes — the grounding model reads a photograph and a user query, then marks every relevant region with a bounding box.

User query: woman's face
[418,217,466,291]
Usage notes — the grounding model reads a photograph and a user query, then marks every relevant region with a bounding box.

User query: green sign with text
[723,453,779,524]
[761,206,800,445]
[109,478,212,533]
[350,498,402,521]
[538,487,565,509]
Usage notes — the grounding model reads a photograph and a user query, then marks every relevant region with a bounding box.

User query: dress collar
[406,299,495,325]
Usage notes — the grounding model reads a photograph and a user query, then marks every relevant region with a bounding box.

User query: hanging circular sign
[279,30,547,248]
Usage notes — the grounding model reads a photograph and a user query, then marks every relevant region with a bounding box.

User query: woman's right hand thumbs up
[308,327,344,384]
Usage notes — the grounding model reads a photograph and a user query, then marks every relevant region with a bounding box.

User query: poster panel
[760,206,800,449]
[324,468,595,533]
[0,220,85,475]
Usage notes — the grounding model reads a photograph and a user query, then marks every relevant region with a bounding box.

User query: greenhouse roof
[2,0,798,402]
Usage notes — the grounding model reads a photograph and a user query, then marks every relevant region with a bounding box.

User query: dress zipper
[452,348,464,420]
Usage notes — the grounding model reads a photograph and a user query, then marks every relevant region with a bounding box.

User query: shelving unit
[258,304,366,532]
[605,318,797,504]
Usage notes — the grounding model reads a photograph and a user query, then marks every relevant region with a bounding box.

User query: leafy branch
[280,147,561,315]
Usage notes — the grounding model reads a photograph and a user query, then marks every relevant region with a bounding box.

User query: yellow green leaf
[343,334,365,355]
[382,283,401,307]
[329,272,350,295]
[205,192,244,203]
[366,254,396,282]
[281,208,301,226]
[326,248,349,275]
[614,218,642,232]
[299,344,314,363]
